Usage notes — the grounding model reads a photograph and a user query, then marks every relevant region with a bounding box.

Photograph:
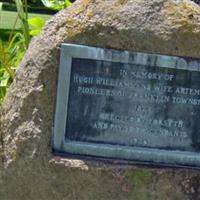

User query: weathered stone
[1,0,200,199]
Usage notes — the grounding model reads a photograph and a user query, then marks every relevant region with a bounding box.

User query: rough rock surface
[1,0,200,199]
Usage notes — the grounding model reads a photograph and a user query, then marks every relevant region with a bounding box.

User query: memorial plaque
[53,44,200,168]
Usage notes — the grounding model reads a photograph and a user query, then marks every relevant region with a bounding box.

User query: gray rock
[1,0,200,199]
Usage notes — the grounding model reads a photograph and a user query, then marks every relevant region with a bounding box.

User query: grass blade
[15,0,30,48]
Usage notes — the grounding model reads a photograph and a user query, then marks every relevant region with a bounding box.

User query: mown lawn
[0,10,51,30]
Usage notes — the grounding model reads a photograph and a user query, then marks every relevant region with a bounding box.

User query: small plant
[28,17,45,36]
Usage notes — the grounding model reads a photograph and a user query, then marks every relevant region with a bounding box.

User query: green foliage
[0,0,29,104]
[15,0,30,48]
[28,17,45,36]
[40,0,71,10]
[0,0,70,104]
[0,32,27,104]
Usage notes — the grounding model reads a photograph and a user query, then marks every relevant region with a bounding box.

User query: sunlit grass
[0,10,51,30]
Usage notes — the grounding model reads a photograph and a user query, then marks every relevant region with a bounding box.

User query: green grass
[0,29,10,42]
[0,10,51,30]
[0,0,56,104]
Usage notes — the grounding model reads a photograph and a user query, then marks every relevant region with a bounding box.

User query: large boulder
[1,0,200,199]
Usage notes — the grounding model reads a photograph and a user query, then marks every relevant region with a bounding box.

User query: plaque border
[53,43,200,167]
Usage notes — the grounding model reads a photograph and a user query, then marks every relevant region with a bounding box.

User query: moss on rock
[126,169,152,188]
